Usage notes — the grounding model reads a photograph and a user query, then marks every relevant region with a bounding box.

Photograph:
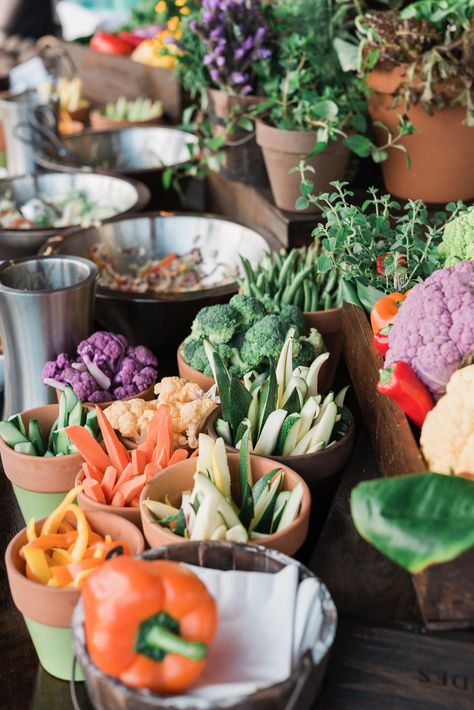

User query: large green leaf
[351,473,474,574]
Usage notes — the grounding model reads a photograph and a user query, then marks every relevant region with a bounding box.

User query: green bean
[303,279,312,312]
[282,266,314,305]
[310,282,319,312]
[295,284,304,310]
[278,250,299,289]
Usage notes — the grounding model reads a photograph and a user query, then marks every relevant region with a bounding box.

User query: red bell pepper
[373,325,391,357]
[376,361,434,427]
[118,30,144,49]
[376,252,408,276]
[90,32,134,56]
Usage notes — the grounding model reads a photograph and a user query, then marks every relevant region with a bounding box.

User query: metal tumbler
[0,256,98,417]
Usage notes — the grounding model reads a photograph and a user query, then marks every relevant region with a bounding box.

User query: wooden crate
[342,302,474,630]
[38,37,184,123]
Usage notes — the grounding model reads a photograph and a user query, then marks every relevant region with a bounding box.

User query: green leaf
[313,100,339,121]
[371,149,388,163]
[333,38,359,72]
[351,473,474,574]
[295,196,309,211]
[300,179,314,197]
[344,134,372,158]
[237,117,254,132]
[162,168,173,190]
[316,255,332,272]
[207,136,225,151]
[307,141,328,158]
[356,281,386,313]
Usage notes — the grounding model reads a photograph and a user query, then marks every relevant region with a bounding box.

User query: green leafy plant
[295,174,466,309]
[351,473,474,573]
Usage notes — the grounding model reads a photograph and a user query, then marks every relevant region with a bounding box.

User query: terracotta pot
[177,343,215,391]
[256,121,351,212]
[304,308,343,393]
[140,453,311,557]
[206,88,267,185]
[0,405,83,522]
[75,470,141,528]
[367,67,474,203]
[69,103,91,126]
[5,511,144,680]
[55,383,156,410]
[207,408,355,522]
[90,110,163,131]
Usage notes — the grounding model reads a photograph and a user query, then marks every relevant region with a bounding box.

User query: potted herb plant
[254,0,369,212]
[355,1,474,202]
[177,0,272,184]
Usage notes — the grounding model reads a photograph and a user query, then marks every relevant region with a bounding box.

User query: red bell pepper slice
[376,361,434,428]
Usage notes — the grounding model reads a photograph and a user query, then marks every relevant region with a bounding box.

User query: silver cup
[0,255,98,417]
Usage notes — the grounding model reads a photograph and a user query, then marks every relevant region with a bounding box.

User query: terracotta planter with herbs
[0,405,83,522]
[5,511,144,680]
[207,88,267,185]
[367,67,474,203]
[256,121,351,212]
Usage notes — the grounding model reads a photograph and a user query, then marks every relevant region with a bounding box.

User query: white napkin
[174,563,321,702]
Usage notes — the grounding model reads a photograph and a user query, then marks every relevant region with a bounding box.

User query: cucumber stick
[193,473,241,529]
[28,419,45,456]
[144,499,179,519]
[191,496,222,541]
[214,418,232,445]
[253,409,287,456]
[252,468,282,505]
[271,491,291,532]
[8,414,26,436]
[277,483,303,532]
[197,433,215,477]
[274,414,301,456]
[254,473,283,534]
[239,428,254,528]
[0,420,29,448]
[14,441,36,456]
[306,353,330,397]
[211,437,231,498]
[68,401,84,427]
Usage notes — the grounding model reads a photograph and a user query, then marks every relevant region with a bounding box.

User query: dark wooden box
[39,37,184,123]
[342,302,474,630]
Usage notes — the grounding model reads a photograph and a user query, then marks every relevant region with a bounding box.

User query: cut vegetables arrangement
[0,387,100,457]
[144,434,304,542]
[205,331,350,456]
[70,405,192,507]
[20,486,130,588]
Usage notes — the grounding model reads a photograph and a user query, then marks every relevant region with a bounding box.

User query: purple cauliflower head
[62,369,105,402]
[41,353,73,384]
[113,345,158,394]
[385,260,474,398]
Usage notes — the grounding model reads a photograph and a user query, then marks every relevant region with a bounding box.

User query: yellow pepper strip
[26,517,37,542]
[73,568,97,588]
[104,534,112,545]
[41,485,83,535]
[49,565,73,587]
[64,504,89,562]
[51,548,71,566]
[23,548,51,585]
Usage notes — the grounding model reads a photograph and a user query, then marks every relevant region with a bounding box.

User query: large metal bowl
[43,212,269,355]
[0,172,150,260]
[34,127,199,208]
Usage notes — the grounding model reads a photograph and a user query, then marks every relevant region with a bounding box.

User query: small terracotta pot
[256,121,351,212]
[0,405,83,522]
[69,103,91,126]
[55,383,156,410]
[304,308,343,393]
[90,110,163,131]
[206,88,267,185]
[140,453,311,557]
[367,67,474,203]
[75,469,141,528]
[207,408,355,516]
[177,343,215,391]
[5,511,144,680]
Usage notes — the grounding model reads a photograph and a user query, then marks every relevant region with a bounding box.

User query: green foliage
[351,473,474,574]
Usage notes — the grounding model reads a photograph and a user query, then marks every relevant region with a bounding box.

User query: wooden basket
[71,542,337,710]
[342,302,474,629]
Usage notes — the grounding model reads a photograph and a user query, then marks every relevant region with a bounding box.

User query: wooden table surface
[1,413,473,709]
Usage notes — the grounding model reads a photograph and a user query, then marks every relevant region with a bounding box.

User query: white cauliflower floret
[420,365,474,475]
[154,377,188,404]
[104,398,159,440]
[180,398,217,449]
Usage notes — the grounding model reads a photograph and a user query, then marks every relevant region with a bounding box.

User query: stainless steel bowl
[43,212,269,354]
[34,126,197,174]
[0,172,150,260]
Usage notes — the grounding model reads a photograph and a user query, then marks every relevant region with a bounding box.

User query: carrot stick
[140,253,176,277]
[111,491,125,507]
[112,462,133,496]
[117,474,147,504]
[132,448,147,477]
[83,478,107,504]
[101,466,118,503]
[153,445,169,468]
[191,448,199,458]
[168,449,189,466]
[130,495,141,508]
[144,462,162,481]
[66,426,111,472]
[82,462,103,483]
[145,407,166,448]
[95,406,130,474]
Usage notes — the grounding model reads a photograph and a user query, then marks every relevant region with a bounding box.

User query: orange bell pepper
[370,292,408,334]
[82,557,218,694]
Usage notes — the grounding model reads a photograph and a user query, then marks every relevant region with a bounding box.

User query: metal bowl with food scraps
[0,172,150,260]
[34,127,199,208]
[42,212,269,354]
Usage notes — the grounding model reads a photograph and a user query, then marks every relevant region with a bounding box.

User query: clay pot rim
[90,108,164,127]
[304,306,343,318]
[139,452,311,547]
[176,343,215,387]
[5,511,144,601]
[55,382,157,409]
[0,403,82,465]
[207,407,355,466]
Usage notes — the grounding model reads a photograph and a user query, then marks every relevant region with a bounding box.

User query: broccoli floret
[293,328,326,367]
[240,315,288,371]
[181,337,213,376]
[190,304,242,344]
[260,296,280,314]
[278,303,305,335]
[229,294,267,328]
[214,342,234,364]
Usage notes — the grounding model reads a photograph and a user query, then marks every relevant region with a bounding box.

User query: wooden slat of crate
[341,302,474,630]
[40,38,183,122]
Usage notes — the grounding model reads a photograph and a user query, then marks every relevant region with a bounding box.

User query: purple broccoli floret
[62,369,104,402]
[114,345,158,391]
[88,389,113,403]
[133,366,158,391]
[113,384,140,400]
[41,353,73,384]
[385,260,474,399]
[127,345,158,368]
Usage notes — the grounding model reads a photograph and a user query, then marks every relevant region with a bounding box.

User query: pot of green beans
[238,246,343,391]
